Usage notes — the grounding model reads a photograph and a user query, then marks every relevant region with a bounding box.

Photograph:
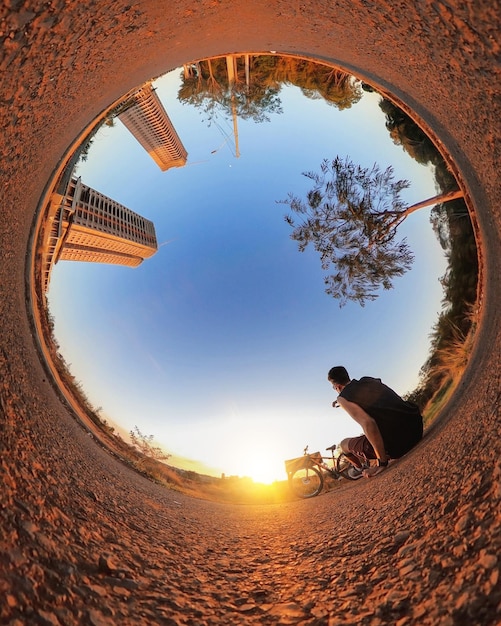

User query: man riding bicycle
[328,366,423,478]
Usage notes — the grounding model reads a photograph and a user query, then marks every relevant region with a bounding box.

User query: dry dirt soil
[1,1,500,625]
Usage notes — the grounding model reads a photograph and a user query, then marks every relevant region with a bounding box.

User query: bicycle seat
[326,444,337,451]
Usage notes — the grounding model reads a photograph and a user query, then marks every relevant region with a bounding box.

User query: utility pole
[226,54,241,158]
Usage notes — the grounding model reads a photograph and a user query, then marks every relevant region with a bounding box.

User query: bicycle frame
[285,445,356,498]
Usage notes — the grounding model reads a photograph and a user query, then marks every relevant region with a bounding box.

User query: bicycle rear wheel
[335,452,360,480]
[288,466,324,498]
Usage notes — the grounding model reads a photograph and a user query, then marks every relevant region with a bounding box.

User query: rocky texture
[1,1,500,624]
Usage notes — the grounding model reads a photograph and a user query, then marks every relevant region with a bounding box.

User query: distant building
[119,83,188,171]
[41,177,157,292]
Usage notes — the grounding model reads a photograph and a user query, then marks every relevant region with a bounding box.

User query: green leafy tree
[177,55,362,128]
[179,57,282,126]
[273,56,362,110]
[281,156,462,306]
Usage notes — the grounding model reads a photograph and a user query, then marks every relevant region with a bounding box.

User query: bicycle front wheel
[288,466,324,498]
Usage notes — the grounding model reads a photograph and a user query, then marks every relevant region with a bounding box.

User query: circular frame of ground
[1,2,500,624]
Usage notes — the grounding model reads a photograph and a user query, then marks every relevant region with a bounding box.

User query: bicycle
[285,444,360,498]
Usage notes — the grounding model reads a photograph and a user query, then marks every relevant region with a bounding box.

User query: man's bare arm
[337,397,388,463]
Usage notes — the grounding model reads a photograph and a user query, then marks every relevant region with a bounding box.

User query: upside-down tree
[280,156,462,307]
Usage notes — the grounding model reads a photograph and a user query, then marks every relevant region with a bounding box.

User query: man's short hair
[327,366,350,385]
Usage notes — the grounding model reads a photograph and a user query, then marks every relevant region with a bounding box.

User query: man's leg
[340,436,376,468]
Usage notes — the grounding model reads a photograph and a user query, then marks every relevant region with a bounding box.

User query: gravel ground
[1,1,500,624]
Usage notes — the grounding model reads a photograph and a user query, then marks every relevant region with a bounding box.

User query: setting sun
[220,430,286,484]
[239,455,283,485]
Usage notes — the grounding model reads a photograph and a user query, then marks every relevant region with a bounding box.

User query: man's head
[327,366,350,393]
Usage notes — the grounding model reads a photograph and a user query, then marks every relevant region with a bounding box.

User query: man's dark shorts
[344,435,377,460]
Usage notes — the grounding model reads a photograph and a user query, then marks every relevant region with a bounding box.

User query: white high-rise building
[119,83,188,171]
[41,177,157,292]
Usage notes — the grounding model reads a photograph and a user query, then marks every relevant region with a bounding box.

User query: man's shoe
[347,466,365,480]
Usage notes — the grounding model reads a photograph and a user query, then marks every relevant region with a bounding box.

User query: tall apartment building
[41,177,157,292]
[119,83,188,171]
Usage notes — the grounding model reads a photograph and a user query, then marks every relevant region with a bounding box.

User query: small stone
[111,578,139,590]
[8,10,35,30]
[399,563,416,577]
[86,583,109,597]
[266,603,305,618]
[454,514,471,533]
[478,551,497,569]
[311,605,329,618]
[87,609,114,626]
[7,548,26,567]
[39,611,62,626]
[98,554,118,573]
[394,530,411,546]
[385,589,408,607]
[20,520,39,538]
[455,592,469,610]
[238,603,257,613]
[490,568,499,586]
[36,531,54,551]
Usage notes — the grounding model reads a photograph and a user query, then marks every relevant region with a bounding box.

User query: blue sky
[48,62,446,482]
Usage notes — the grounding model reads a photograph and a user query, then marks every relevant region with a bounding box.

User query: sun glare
[232,439,286,484]
[242,456,284,485]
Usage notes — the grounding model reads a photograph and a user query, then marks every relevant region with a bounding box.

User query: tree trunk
[382,189,465,239]
[226,54,236,86]
[403,189,464,216]
[245,54,250,92]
